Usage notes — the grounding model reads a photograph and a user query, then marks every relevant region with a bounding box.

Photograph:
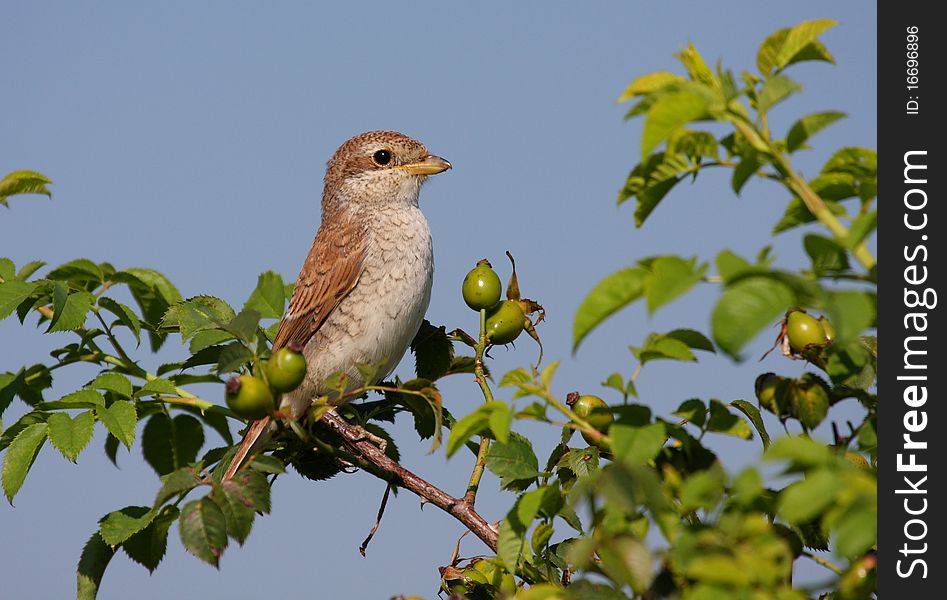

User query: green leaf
[488,406,513,444]
[825,339,876,390]
[98,297,141,344]
[411,321,454,381]
[179,497,228,567]
[644,256,705,315]
[731,148,762,195]
[845,210,877,249]
[47,258,103,283]
[756,75,800,112]
[17,260,46,281]
[213,482,257,545]
[778,469,841,522]
[2,422,47,503]
[89,372,133,398]
[446,407,489,458]
[631,329,714,366]
[558,447,600,478]
[47,411,95,462]
[47,290,94,333]
[765,436,831,467]
[0,370,24,417]
[0,170,52,207]
[672,399,707,428]
[135,377,177,398]
[772,196,846,234]
[485,433,540,482]
[573,267,646,351]
[685,556,752,587]
[675,43,718,88]
[122,505,179,573]
[155,467,203,507]
[786,111,846,152]
[706,399,752,439]
[76,532,115,600]
[0,258,13,281]
[825,290,875,345]
[757,19,838,76]
[712,276,795,360]
[99,506,156,545]
[242,271,286,319]
[610,423,666,464]
[0,280,39,320]
[42,389,106,410]
[222,308,261,343]
[833,499,877,557]
[142,413,205,476]
[642,88,712,158]
[161,295,236,341]
[729,400,770,449]
[215,342,253,374]
[496,518,523,574]
[617,71,682,102]
[680,468,726,512]
[598,535,654,594]
[95,401,137,448]
[804,234,850,276]
[618,152,687,227]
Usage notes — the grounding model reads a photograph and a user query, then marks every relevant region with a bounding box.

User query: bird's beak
[396,155,452,176]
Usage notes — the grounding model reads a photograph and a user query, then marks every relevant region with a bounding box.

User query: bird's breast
[289,206,434,409]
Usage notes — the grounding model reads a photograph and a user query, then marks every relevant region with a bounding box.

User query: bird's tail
[222,417,276,480]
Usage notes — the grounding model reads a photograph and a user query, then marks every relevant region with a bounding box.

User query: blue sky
[1,2,875,598]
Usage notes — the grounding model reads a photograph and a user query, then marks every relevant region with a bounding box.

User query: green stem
[541,389,607,445]
[464,308,495,506]
[802,551,843,575]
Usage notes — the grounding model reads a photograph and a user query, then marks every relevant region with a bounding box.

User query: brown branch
[318,411,498,552]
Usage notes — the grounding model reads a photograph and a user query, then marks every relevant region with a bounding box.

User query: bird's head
[323,130,451,212]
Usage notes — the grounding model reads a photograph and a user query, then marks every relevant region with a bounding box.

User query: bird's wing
[223,218,367,480]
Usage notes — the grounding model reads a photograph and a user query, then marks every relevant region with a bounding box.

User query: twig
[359,483,393,556]
[802,551,843,575]
[319,410,498,551]
[464,307,494,506]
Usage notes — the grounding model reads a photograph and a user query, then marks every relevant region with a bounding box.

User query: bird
[223,130,451,480]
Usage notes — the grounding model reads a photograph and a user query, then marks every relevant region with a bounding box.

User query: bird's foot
[352,425,387,453]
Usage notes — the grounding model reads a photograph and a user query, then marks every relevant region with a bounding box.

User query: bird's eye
[372,149,392,166]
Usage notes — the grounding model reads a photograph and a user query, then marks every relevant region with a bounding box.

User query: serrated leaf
[764,436,831,467]
[673,399,707,428]
[617,71,682,102]
[446,408,490,458]
[76,532,115,600]
[730,400,770,449]
[833,499,877,557]
[97,297,141,344]
[825,290,875,345]
[732,148,762,195]
[712,276,795,360]
[757,19,838,76]
[179,497,228,567]
[99,506,156,545]
[485,433,540,481]
[573,267,647,352]
[499,368,532,387]
[47,411,95,461]
[142,413,205,476]
[0,370,25,417]
[16,260,46,281]
[47,290,94,332]
[242,271,286,320]
[488,406,512,444]
[772,196,846,234]
[706,399,753,439]
[411,322,453,381]
[0,258,13,281]
[42,389,105,410]
[215,342,253,374]
[89,372,133,398]
[212,484,256,545]
[610,423,666,464]
[222,308,261,343]
[598,535,654,594]
[0,280,39,320]
[95,401,137,448]
[558,447,600,478]
[496,518,523,574]
[222,469,271,513]
[161,296,236,341]
[642,88,712,159]
[155,467,203,506]
[644,256,705,315]
[122,505,179,573]
[786,111,846,152]
[2,422,47,503]
[0,170,52,206]
[778,469,841,522]
[47,258,103,283]
[756,74,801,112]
[804,234,850,276]
[135,377,177,398]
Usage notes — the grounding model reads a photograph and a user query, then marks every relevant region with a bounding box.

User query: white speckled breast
[281,205,433,417]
